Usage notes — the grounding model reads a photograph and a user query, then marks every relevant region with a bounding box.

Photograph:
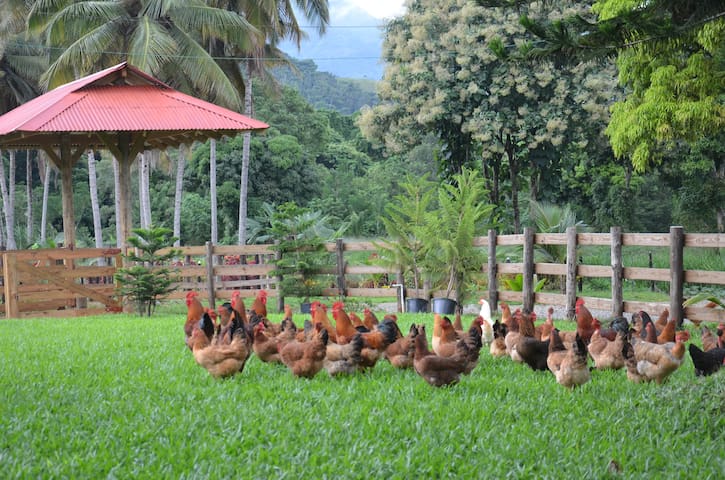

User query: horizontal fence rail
[0,227,723,322]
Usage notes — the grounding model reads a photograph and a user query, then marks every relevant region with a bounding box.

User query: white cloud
[335,0,406,20]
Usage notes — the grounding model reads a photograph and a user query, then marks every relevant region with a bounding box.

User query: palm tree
[211,0,330,245]
[27,0,262,247]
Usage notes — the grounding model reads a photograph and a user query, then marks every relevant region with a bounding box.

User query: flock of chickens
[182,289,725,388]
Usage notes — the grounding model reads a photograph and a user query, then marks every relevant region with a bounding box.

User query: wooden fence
[1,227,723,322]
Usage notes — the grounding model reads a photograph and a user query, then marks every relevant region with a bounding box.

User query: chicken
[478,298,494,344]
[587,329,626,370]
[217,302,234,328]
[324,333,365,376]
[700,325,718,352]
[625,331,688,384]
[230,290,248,324]
[331,301,359,345]
[657,318,677,344]
[385,323,419,369]
[362,308,379,331]
[434,316,460,357]
[311,301,337,343]
[252,322,282,363]
[538,307,555,342]
[250,289,268,317]
[452,312,464,332]
[512,311,550,371]
[456,323,484,374]
[717,322,725,349]
[654,308,670,331]
[574,298,596,344]
[687,344,725,377]
[184,291,206,349]
[632,310,659,340]
[591,316,630,341]
[489,319,509,358]
[413,324,469,387]
[546,328,569,374]
[549,333,591,389]
[349,311,368,331]
[279,323,329,378]
[358,319,399,369]
[499,302,514,331]
[189,313,250,378]
[432,313,444,354]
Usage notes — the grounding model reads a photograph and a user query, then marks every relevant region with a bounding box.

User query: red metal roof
[0,62,268,150]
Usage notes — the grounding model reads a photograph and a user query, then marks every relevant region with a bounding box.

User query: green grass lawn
[1,309,723,478]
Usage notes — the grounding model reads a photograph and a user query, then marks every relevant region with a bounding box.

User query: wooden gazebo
[0,62,268,248]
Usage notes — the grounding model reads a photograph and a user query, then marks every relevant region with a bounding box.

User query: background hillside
[273,58,378,114]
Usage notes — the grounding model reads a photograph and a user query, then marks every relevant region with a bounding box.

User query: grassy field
[1,308,723,478]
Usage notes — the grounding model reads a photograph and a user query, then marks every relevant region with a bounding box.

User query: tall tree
[27,0,262,246]
[488,0,725,231]
[359,0,618,232]
[209,0,330,245]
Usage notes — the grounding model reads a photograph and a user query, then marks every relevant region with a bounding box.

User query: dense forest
[0,1,722,250]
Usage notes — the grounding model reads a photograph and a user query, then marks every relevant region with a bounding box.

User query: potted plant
[270,202,344,311]
[420,167,495,314]
[375,175,436,312]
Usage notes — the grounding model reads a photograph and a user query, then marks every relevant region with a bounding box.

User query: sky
[279,0,407,79]
[337,0,406,20]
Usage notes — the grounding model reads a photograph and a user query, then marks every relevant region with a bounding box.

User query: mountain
[278,2,399,80]
[272,58,378,115]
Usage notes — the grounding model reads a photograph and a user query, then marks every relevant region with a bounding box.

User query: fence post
[335,238,347,297]
[487,229,498,312]
[205,241,215,309]
[670,226,685,326]
[275,242,284,313]
[611,226,623,317]
[2,252,19,318]
[566,227,578,320]
[523,227,535,313]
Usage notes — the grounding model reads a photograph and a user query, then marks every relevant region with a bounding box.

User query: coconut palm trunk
[26,152,33,244]
[112,157,122,248]
[173,145,186,247]
[87,150,104,260]
[210,139,218,244]
[39,154,51,244]
[238,68,252,245]
[0,149,17,249]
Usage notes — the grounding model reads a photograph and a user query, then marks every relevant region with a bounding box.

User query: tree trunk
[174,145,186,247]
[716,160,724,233]
[40,154,51,244]
[503,133,521,234]
[26,151,34,245]
[0,149,17,249]
[87,150,104,250]
[138,151,152,229]
[210,139,218,244]
[112,156,122,248]
[238,65,253,245]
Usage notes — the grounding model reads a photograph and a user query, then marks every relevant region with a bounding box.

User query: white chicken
[478,298,494,344]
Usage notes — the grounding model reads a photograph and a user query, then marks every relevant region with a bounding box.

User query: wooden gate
[1,248,123,318]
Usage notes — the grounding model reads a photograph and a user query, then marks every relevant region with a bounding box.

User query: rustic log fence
[1,227,723,322]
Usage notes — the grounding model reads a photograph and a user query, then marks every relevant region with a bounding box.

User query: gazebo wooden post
[43,135,86,249]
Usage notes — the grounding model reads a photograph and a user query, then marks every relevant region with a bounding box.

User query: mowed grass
[1,311,723,479]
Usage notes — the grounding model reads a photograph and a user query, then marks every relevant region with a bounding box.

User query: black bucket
[431,297,456,314]
[406,298,429,313]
